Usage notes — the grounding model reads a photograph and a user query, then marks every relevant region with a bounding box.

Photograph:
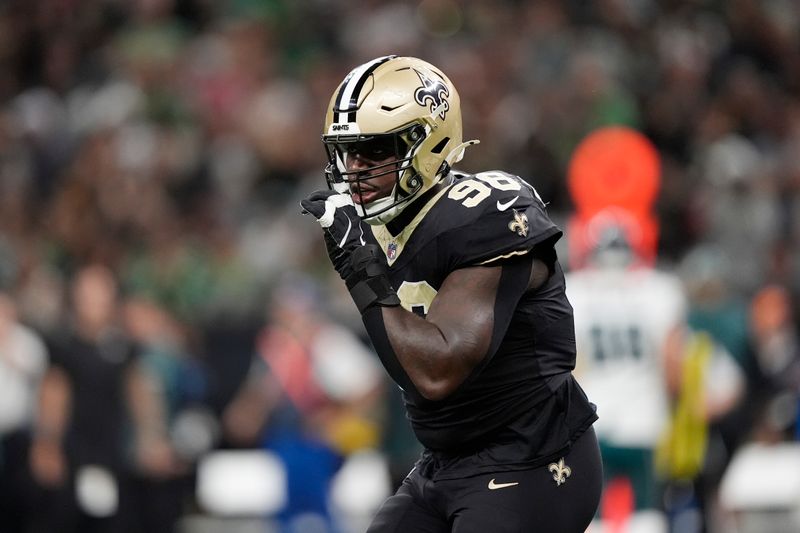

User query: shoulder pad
[438,171,562,268]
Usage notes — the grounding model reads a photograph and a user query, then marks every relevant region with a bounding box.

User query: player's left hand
[301,190,366,280]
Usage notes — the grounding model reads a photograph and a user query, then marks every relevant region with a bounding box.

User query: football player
[565,210,687,513]
[301,56,601,532]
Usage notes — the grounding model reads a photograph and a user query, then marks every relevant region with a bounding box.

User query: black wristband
[345,245,401,313]
[349,276,401,313]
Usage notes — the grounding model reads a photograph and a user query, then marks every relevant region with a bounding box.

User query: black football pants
[367,427,602,533]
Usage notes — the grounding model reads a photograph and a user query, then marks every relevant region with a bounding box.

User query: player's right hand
[301,190,366,280]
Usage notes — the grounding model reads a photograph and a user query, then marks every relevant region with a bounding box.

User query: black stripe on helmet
[333,55,396,124]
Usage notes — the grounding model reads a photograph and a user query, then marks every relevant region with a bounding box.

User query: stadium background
[0,1,798,532]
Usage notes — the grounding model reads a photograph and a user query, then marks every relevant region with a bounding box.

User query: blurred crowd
[0,0,799,532]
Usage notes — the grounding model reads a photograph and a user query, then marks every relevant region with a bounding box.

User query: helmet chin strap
[360,195,395,224]
[331,181,350,194]
[361,179,420,225]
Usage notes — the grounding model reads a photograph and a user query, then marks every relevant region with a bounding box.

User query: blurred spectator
[29,263,180,533]
[121,295,211,533]
[222,276,386,532]
[679,245,753,371]
[676,244,761,523]
[746,284,800,443]
[0,292,49,533]
[656,326,745,533]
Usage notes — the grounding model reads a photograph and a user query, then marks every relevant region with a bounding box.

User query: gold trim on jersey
[396,280,438,315]
[370,185,451,266]
[478,249,530,265]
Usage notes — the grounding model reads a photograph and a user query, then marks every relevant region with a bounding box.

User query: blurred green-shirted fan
[321,55,478,224]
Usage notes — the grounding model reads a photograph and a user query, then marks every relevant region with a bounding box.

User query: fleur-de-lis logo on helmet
[548,458,572,486]
[508,209,529,237]
[414,68,450,120]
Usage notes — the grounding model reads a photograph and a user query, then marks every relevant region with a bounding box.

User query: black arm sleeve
[361,306,423,398]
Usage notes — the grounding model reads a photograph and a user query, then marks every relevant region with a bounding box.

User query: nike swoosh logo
[338,216,352,248]
[496,196,519,211]
[488,478,519,490]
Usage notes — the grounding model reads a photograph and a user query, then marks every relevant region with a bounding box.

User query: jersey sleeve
[442,172,563,269]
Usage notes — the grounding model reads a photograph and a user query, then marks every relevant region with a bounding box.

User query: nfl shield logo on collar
[387,242,397,260]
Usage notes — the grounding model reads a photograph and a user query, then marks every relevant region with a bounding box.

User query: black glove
[301,191,400,313]
[301,190,365,280]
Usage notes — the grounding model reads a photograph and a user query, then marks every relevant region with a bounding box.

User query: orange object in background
[567,127,662,268]
[601,476,636,533]
[568,126,661,215]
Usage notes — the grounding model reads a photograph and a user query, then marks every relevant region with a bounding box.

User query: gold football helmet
[322,55,477,224]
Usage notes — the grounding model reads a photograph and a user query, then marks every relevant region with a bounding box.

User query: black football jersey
[367,170,597,476]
